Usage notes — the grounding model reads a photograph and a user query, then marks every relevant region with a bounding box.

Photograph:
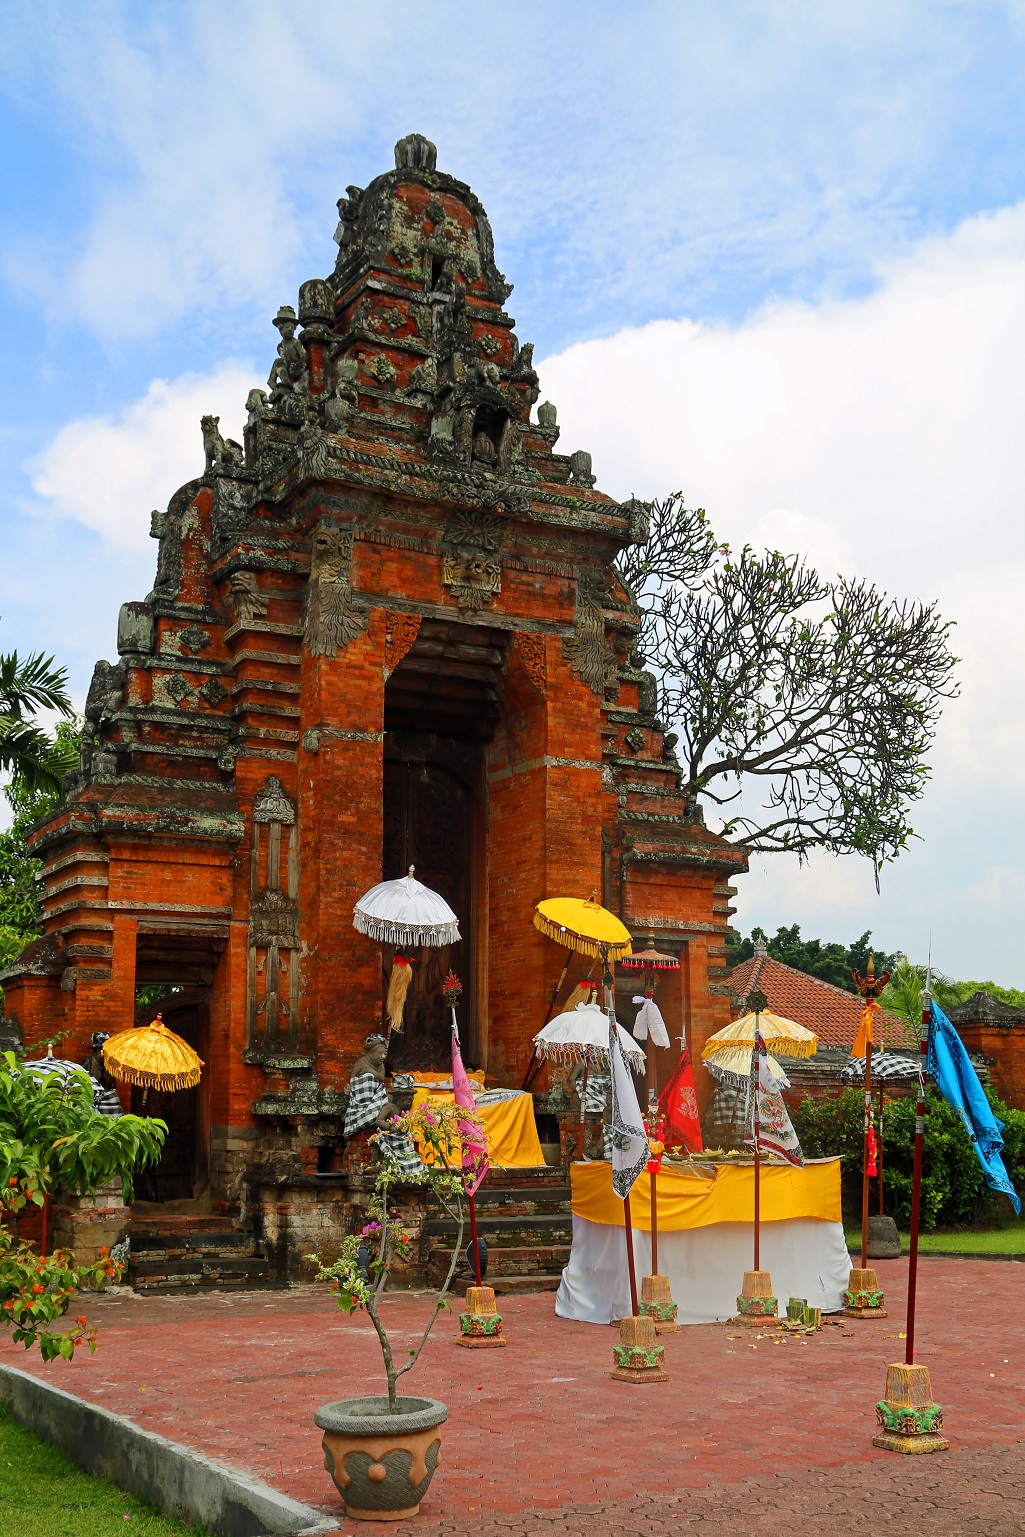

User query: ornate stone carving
[621,497,651,546]
[407,355,438,396]
[298,278,334,327]
[199,677,227,708]
[537,400,558,429]
[563,570,619,699]
[394,132,437,171]
[81,659,125,777]
[442,508,503,612]
[201,415,244,477]
[624,726,645,754]
[568,450,596,487]
[253,776,296,824]
[229,571,269,627]
[515,633,547,696]
[323,358,359,431]
[165,674,194,705]
[179,624,209,655]
[384,612,422,677]
[304,524,367,658]
[250,886,299,948]
[267,306,309,404]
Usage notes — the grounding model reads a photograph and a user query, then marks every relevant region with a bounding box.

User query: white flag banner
[745,1030,804,1169]
[609,1005,649,1198]
[632,996,671,1048]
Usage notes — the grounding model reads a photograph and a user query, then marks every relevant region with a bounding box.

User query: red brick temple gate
[1,134,746,1280]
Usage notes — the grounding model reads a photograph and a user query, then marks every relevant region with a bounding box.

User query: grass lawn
[0,1410,205,1537]
[844,1218,1025,1255]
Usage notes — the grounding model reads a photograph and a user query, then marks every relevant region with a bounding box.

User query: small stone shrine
[1,135,747,1279]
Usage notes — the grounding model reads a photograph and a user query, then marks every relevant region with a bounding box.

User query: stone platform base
[734,1269,778,1325]
[874,1362,949,1455]
[639,1273,679,1334]
[844,1266,887,1318]
[457,1285,506,1348]
[611,1313,668,1384]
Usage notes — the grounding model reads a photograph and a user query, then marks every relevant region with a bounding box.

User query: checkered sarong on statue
[578,1071,610,1115]
[343,1072,387,1136]
[343,1072,424,1178]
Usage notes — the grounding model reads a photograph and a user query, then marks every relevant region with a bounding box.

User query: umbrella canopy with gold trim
[705,1043,791,1088]
[103,1016,203,1092]
[702,1009,817,1063]
[533,896,632,960]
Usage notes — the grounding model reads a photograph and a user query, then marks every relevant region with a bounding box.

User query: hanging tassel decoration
[632,995,671,1047]
[562,978,599,1014]
[387,953,414,1033]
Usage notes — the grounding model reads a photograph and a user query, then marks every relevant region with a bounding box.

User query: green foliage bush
[790,1085,1025,1229]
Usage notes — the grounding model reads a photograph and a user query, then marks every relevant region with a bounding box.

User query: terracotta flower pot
[315,1395,447,1521]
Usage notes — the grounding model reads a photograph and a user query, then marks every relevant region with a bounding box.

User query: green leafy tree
[1,1053,166,1359]
[0,723,82,973]
[619,495,958,880]
[0,648,78,795]
[790,1084,1025,1228]
[726,923,897,992]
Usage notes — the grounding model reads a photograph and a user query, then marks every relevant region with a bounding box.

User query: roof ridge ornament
[394,133,437,172]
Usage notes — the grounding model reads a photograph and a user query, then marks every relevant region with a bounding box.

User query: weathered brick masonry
[1,134,746,1270]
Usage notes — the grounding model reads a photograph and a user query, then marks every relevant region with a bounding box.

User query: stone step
[128,1230,258,1259]
[422,1212,571,1245]
[128,1254,273,1291]
[427,1243,570,1288]
[474,1274,562,1297]
[130,1215,239,1236]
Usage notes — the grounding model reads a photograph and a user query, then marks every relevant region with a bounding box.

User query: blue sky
[4,1,1025,980]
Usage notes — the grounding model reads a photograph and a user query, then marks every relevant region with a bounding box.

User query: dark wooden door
[131,1000,204,1202]
[382,740,475,1070]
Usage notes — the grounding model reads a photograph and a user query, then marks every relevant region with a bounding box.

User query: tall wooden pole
[878,1080,885,1216]
[521,946,575,1091]
[753,1013,761,1273]
[650,1169,659,1277]
[623,1191,639,1315]
[861,1037,873,1270]
[905,985,929,1367]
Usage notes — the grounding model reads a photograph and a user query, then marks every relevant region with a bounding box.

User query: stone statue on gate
[343,1034,423,1176]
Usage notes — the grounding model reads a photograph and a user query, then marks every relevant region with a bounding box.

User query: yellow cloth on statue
[570,1157,842,1230]
[408,1069,485,1088]
[411,1087,546,1169]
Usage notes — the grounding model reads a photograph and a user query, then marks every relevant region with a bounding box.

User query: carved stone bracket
[441,508,504,612]
[514,632,547,697]
[248,777,300,1059]
[253,776,296,824]
[304,523,367,658]
[563,568,620,699]
[384,611,422,677]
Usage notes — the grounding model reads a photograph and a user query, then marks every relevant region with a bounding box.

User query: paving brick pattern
[4,1256,1024,1534]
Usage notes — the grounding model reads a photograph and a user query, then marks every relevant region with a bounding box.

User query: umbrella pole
[623,1190,639,1316]
[753,1099,760,1272]
[40,1192,48,1259]
[521,946,574,1091]
[468,1193,483,1288]
[650,1168,658,1277]
[579,1058,589,1160]
[878,1079,885,1216]
[861,1039,873,1270]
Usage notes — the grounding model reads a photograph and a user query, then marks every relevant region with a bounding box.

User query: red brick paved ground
[4,1256,1024,1534]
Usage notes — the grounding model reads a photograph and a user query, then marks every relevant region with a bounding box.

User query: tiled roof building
[728,938,913,1052]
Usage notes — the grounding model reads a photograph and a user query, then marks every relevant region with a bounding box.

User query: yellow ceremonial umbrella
[103,1012,203,1109]
[702,1009,818,1063]
[523,896,633,1090]
[705,1043,791,1087]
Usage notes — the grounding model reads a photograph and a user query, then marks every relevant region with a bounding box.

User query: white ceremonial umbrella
[533,1002,646,1073]
[353,865,461,948]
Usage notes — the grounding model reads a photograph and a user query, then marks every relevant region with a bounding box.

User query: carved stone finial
[537,401,557,429]
[394,133,437,172]
[753,935,768,958]
[568,450,596,488]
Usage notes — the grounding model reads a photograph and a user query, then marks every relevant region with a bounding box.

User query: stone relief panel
[247,777,300,1058]
[304,523,367,658]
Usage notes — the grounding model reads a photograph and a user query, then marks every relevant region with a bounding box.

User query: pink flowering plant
[307,1100,484,1412]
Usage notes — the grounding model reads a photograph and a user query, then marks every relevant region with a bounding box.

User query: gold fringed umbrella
[103,1013,203,1093]
[702,1009,818,1064]
[523,895,633,1091]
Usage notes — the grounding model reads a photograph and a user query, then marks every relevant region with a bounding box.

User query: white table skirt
[555,1214,852,1325]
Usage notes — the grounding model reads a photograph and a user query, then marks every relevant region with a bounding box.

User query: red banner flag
[657,1041,703,1155]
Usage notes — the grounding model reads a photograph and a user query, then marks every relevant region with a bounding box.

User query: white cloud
[29,364,259,549]
[539,203,1025,976]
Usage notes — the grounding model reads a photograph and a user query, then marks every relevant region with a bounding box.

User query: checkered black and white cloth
[577,1071,611,1115]
[343,1072,423,1178]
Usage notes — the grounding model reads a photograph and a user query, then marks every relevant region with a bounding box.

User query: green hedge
[790,1086,1025,1230]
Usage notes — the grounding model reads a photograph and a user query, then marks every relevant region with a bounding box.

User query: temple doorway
[131,986,211,1203]
[382,619,506,1070]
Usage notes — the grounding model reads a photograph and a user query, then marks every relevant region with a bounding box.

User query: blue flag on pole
[927,1000,1021,1215]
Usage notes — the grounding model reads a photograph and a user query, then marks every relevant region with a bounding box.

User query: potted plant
[307,1098,481,1522]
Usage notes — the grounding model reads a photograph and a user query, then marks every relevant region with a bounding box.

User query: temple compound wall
[1,135,747,1274]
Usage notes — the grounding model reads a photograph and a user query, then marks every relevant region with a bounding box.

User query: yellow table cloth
[411,1087,547,1169]
[570,1157,842,1229]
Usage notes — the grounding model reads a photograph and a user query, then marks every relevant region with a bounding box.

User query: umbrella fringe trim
[354,914,461,948]
[107,1067,202,1092]
[532,912,632,959]
[532,1042,646,1074]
